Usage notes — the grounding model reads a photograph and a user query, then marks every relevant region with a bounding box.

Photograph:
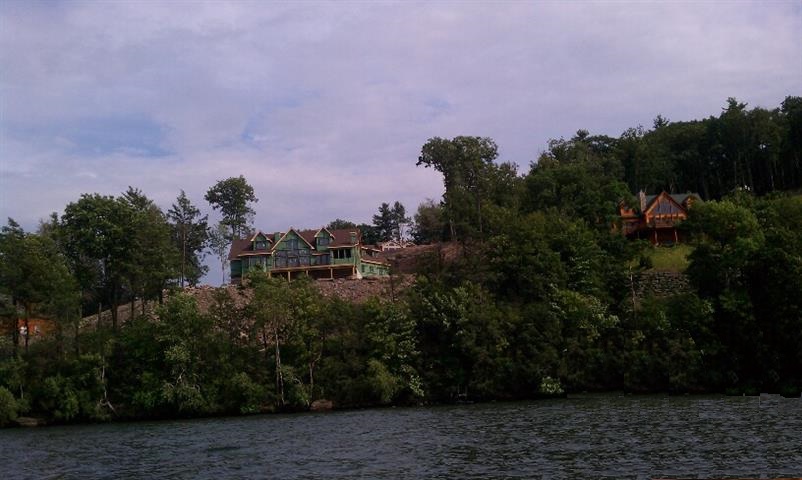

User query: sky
[1,1,800,271]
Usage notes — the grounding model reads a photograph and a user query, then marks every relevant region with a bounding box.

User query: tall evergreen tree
[390,201,410,242]
[372,203,394,242]
[167,191,209,287]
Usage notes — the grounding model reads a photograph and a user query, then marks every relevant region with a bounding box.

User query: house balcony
[647,216,685,229]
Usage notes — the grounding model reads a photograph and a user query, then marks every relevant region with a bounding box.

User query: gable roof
[313,227,334,238]
[228,227,362,259]
[643,191,687,216]
[643,192,702,211]
[248,230,273,243]
[272,228,316,252]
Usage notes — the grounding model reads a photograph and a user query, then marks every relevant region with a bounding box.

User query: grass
[641,244,693,272]
[629,243,693,272]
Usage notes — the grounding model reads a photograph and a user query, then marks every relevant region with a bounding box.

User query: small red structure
[619,191,701,245]
[0,317,55,347]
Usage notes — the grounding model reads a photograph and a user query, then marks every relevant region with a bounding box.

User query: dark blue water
[2,395,801,479]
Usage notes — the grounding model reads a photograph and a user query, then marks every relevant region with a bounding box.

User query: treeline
[1,96,801,426]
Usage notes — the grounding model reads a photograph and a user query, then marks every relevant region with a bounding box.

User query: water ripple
[2,395,801,479]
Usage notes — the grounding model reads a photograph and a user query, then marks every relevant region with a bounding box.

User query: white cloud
[1,1,799,241]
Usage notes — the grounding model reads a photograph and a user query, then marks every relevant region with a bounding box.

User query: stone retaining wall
[635,271,691,298]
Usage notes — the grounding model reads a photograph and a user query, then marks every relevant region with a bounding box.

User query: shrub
[0,386,18,426]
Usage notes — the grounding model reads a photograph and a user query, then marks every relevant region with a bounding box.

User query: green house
[229,227,390,283]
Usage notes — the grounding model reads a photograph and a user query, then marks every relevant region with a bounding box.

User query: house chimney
[638,190,646,212]
[350,231,357,245]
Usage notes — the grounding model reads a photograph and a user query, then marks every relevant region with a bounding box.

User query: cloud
[1,1,799,241]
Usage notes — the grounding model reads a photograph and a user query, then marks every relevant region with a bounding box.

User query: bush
[0,386,18,426]
[539,376,564,396]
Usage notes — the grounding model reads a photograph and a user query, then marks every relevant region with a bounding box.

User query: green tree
[0,386,19,426]
[372,203,394,242]
[523,131,631,228]
[205,176,258,241]
[121,187,178,313]
[326,219,357,230]
[207,222,230,285]
[684,199,764,390]
[417,136,499,239]
[248,274,320,408]
[358,223,379,245]
[0,221,79,353]
[412,199,445,244]
[390,201,410,242]
[167,190,209,287]
[60,194,136,330]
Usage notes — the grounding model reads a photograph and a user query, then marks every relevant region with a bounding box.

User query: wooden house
[619,191,702,245]
[229,227,390,284]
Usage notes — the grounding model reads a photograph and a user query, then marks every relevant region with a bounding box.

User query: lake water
[2,395,801,479]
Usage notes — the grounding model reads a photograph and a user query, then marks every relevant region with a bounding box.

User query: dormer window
[317,236,329,247]
[254,234,268,250]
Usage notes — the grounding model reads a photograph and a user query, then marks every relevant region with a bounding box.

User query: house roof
[229,238,252,260]
[643,192,702,209]
[228,228,362,260]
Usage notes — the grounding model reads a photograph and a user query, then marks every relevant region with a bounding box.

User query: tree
[248,274,320,408]
[684,199,764,389]
[60,194,137,330]
[391,201,410,242]
[358,223,380,246]
[326,219,357,230]
[167,191,209,287]
[417,136,499,240]
[207,222,230,286]
[412,199,445,244]
[121,187,178,311]
[523,131,631,228]
[204,176,258,241]
[372,203,394,242]
[0,220,79,353]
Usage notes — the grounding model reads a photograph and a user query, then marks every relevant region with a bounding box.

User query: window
[255,241,267,250]
[654,200,682,215]
[317,236,329,247]
[248,256,267,271]
[275,251,287,268]
[333,249,352,259]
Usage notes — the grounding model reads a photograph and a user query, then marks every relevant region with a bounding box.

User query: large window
[274,245,310,268]
[654,200,682,215]
[333,248,352,259]
[275,251,287,268]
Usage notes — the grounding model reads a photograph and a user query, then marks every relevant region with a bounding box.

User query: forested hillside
[1,97,800,426]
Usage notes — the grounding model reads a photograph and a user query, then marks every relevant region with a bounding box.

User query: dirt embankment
[181,274,416,313]
[82,243,458,324]
[377,242,461,274]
